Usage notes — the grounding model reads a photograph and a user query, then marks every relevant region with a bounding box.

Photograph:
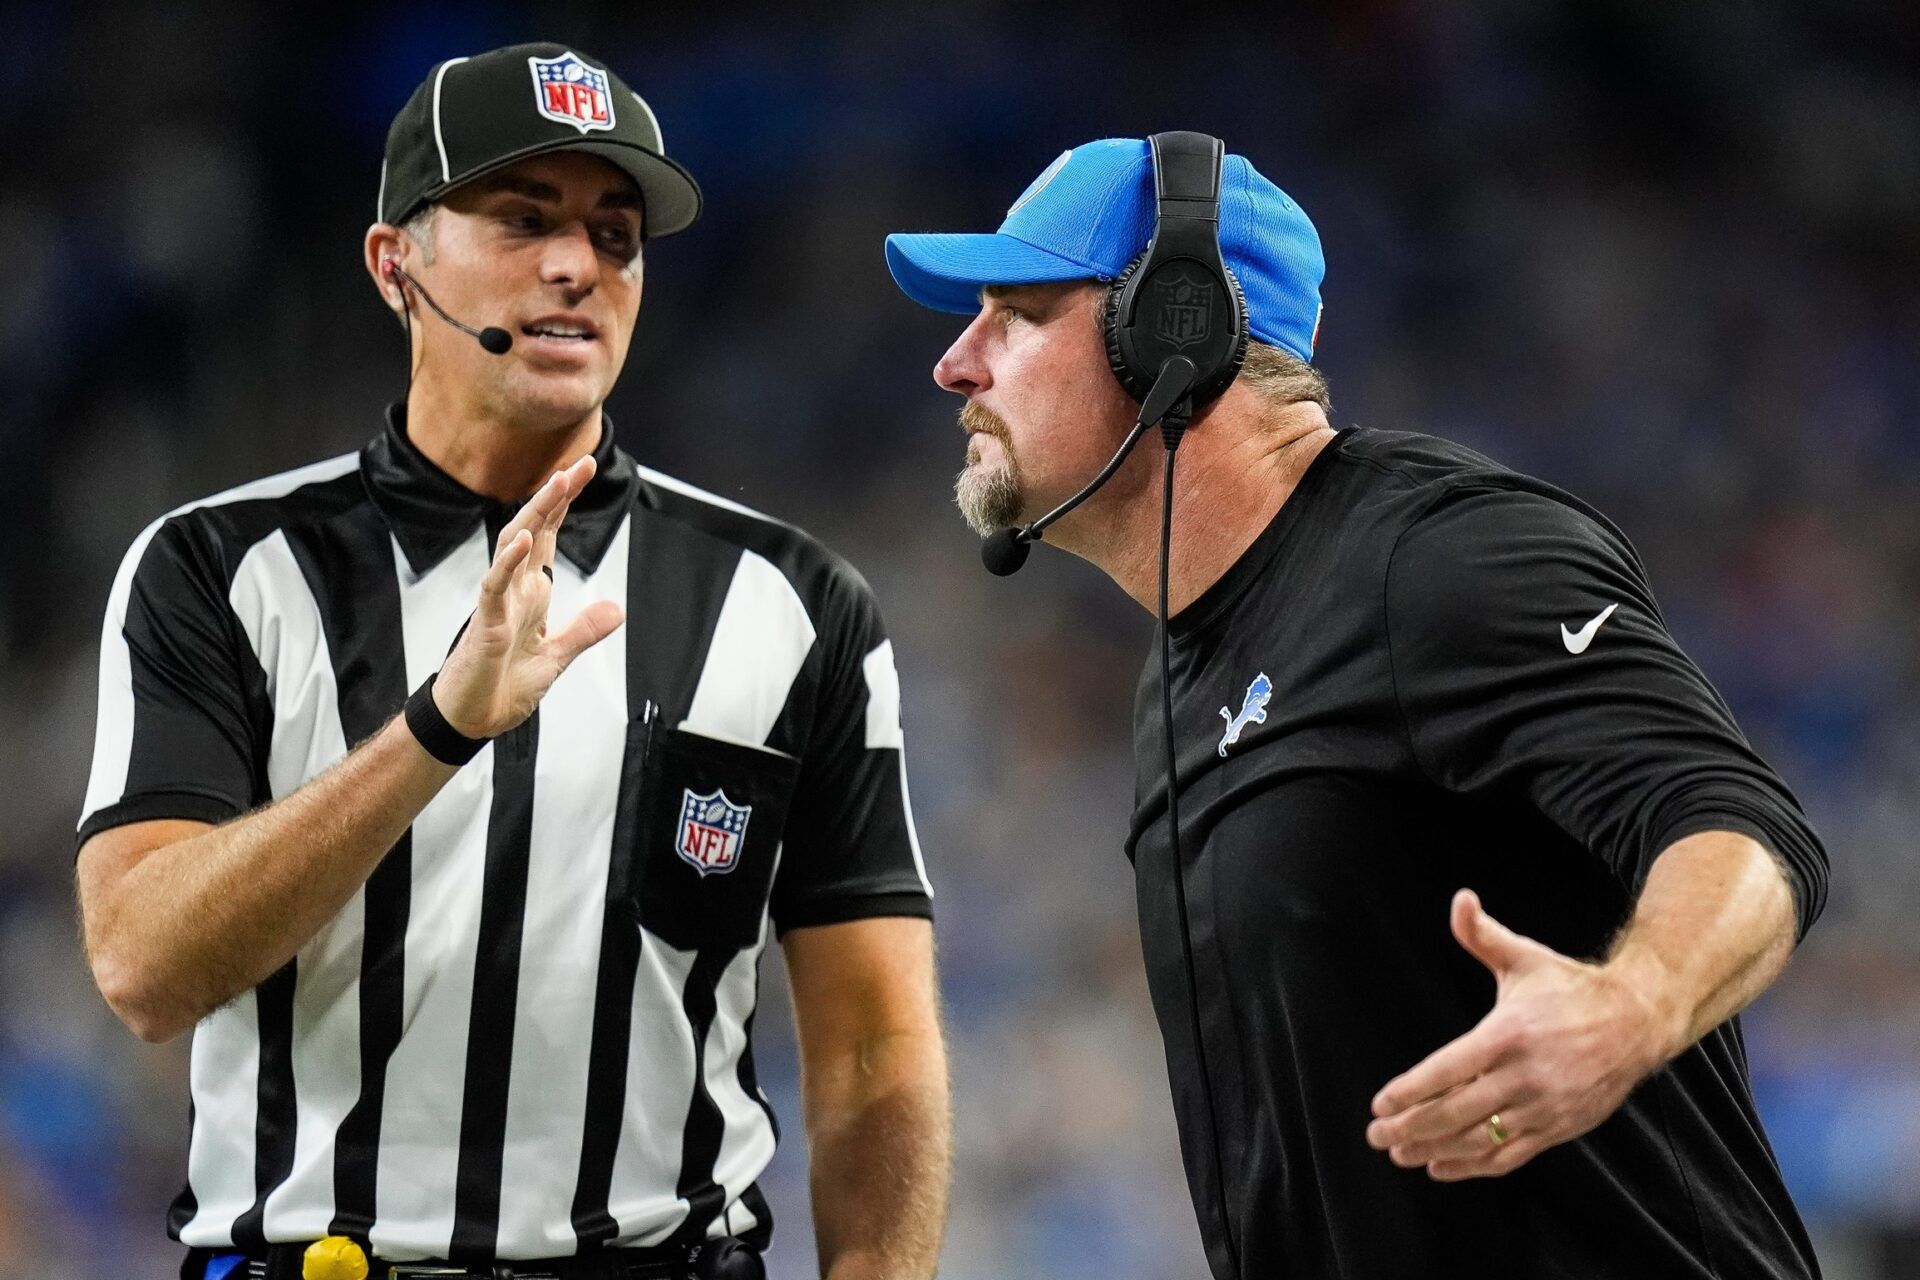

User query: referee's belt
[188,1238,765,1280]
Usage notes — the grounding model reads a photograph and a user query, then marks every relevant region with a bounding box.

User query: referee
[76,44,948,1280]
[885,138,1827,1278]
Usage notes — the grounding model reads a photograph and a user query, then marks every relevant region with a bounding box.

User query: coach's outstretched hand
[1363,888,1677,1181]
[433,455,626,739]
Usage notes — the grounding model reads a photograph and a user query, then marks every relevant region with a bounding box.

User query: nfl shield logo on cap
[527,51,615,134]
[676,788,752,876]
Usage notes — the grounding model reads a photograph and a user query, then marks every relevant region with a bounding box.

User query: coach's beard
[955,402,1025,537]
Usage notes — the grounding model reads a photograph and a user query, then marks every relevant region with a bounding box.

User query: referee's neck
[404,378,606,504]
[1083,395,1334,619]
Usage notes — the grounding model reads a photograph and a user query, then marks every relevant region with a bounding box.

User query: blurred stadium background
[3,2,1917,1276]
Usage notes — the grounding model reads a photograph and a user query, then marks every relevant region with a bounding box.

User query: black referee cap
[378,43,702,238]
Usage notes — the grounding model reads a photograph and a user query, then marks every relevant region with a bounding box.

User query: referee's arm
[786,918,947,1280]
[771,570,949,1279]
[78,461,616,1042]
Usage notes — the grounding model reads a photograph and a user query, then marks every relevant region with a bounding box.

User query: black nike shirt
[1126,427,1827,1280]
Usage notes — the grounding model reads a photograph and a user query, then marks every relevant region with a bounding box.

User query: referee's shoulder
[630,461,880,618]
[114,450,366,586]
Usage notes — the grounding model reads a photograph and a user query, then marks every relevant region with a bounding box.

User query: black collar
[362,401,639,577]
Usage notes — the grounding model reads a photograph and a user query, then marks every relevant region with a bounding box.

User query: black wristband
[404,673,489,766]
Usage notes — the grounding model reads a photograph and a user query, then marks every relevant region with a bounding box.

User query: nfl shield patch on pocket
[676,788,752,876]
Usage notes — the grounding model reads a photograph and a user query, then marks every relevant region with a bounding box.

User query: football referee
[885,138,1828,1278]
[76,44,948,1280]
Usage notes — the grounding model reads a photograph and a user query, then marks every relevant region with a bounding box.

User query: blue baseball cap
[886,137,1325,361]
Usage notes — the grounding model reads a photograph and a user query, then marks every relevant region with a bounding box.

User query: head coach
[74,44,948,1280]
[884,134,1828,1278]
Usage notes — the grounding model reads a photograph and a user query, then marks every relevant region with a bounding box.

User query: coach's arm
[1367,487,1828,1178]
[77,459,618,1042]
[784,916,950,1280]
[1366,830,1796,1178]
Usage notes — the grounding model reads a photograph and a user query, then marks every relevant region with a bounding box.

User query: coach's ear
[363,222,408,316]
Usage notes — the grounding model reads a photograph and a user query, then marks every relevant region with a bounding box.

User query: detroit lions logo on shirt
[1218,672,1273,757]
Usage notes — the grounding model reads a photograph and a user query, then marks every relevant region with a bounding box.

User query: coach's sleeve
[770,562,933,935]
[77,515,265,848]
[1384,485,1828,941]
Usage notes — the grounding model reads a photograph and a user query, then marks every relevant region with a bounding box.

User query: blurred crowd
[2,2,1917,1277]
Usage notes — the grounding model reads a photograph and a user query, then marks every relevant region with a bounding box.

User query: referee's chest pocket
[613,722,800,952]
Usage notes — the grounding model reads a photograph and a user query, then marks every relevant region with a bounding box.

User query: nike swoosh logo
[1561,603,1619,654]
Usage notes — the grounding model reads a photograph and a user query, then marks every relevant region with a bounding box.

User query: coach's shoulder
[1386,480,1654,653]
[1332,425,1510,482]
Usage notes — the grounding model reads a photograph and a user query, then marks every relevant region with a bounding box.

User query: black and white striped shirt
[79,405,933,1263]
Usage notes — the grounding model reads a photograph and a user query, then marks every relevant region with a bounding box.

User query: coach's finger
[1369,1069,1518,1151]
[1389,1100,1542,1168]
[1427,1129,1547,1182]
[1372,1021,1505,1119]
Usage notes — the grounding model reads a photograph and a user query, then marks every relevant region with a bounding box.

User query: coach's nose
[933,313,994,397]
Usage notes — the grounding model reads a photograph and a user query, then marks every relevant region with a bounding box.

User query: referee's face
[406,153,645,430]
[934,281,1142,539]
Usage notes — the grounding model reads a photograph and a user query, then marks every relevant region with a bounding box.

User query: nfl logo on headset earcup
[1103,133,1250,410]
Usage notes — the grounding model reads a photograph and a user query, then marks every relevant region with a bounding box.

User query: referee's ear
[364,222,409,319]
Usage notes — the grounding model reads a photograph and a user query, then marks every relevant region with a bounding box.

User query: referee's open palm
[433,455,626,739]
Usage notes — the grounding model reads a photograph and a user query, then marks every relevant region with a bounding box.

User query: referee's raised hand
[432,454,627,739]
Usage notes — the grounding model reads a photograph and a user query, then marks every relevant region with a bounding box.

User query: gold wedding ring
[1486,1113,1509,1145]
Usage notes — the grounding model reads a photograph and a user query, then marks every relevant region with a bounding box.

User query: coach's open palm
[432,455,626,739]
[1364,889,1673,1181]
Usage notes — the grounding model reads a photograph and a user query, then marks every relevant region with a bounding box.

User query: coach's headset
[980,131,1247,572]
[980,131,1248,1273]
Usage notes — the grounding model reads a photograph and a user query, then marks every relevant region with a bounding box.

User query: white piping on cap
[628,90,662,149]
[431,56,471,182]
[375,158,387,221]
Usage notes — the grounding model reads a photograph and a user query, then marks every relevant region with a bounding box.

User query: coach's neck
[1063,389,1335,619]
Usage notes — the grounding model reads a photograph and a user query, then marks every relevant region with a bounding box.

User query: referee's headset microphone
[383,257,514,355]
[980,131,1249,1271]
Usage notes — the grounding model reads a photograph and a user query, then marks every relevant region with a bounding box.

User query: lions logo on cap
[528,51,616,133]
[1008,149,1072,218]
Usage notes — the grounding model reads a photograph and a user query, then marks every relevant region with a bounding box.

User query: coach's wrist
[1598,947,1690,1070]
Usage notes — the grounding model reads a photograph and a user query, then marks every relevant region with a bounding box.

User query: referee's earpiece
[1103,132,1249,416]
[383,257,514,355]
